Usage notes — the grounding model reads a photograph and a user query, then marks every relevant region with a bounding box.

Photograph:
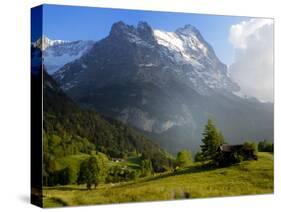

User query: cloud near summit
[229,18,274,102]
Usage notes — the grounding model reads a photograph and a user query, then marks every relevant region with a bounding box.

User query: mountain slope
[54,22,238,94]
[43,71,171,171]
[33,36,94,74]
[52,21,273,153]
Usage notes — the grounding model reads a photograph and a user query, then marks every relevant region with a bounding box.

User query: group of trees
[77,156,107,189]
[44,154,158,189]
[106,166,138,183]
[195,119,261,166]
[43,109,273,188]
[43,133,95,158]
[43,70,172,186]
[166,119,229,170]
[43,132,96,186]
[43,166,73,186]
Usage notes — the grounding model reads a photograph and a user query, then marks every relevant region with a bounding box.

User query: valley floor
[43,152,273,207]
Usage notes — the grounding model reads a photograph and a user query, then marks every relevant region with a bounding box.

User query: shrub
[176,150,193,168]
[258,140,273,152]
[106,166,138,183]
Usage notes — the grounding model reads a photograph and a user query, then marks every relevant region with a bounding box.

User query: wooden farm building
[216,144,257,166]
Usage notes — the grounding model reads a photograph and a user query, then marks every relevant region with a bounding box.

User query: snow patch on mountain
[153,26,239,94]
[52,21,239,97]
[33,36,94,74]
[44,40,93,74]
[33,35,69,50]
[139,63,157,67]
[153,30,203,68]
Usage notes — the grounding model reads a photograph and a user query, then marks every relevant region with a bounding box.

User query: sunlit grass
[43,152,273,207]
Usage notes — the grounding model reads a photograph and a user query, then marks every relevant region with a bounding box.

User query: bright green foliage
[43,71,172,175]
[43,132,96,186]
[77,156,107,189]
[106,166,138,183]
[43,133,94,158]
[200,119,226,161]
[43,153,273,207]
[176,150,192,168]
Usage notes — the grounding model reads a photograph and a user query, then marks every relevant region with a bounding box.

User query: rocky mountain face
[32,36,94,74]
[52,21,273,153]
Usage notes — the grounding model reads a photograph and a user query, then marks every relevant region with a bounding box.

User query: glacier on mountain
[32,36,94,74]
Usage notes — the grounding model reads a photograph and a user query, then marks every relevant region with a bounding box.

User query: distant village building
[111,158,124,163]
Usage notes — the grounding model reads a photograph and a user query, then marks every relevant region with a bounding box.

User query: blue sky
[34,4,250,66]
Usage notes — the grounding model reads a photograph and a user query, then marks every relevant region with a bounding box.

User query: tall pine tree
[200,119,226,160]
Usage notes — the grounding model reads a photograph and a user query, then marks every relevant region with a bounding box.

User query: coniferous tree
[200,119,225,161]
[218,131,226,145]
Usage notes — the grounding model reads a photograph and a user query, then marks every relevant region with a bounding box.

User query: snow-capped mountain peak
[48,21,272,148]
[45,39,94,74]
[31,36,95,74]
[175,24,199,35]
[33,35,69,50]
[154,26,211,63]
[51,21,239,95]
[153,26,239,94]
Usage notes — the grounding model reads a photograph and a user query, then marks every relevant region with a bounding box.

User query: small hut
[216,144,257,166]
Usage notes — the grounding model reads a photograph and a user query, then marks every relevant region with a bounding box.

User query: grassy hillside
[43,152,273,207]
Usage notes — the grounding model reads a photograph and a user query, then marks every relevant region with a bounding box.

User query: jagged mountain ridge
[54,21,238,95]
[51,21,273,153]
[32,36,94,74]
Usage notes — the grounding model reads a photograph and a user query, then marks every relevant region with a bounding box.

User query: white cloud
[229,18,274,102]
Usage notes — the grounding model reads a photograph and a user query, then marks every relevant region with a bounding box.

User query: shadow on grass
[115,163,222,188]
[176,164,220,175]
[44,185,86,191]
[144,163,227,183]
[44,164,230,191]
[44,196,68,207]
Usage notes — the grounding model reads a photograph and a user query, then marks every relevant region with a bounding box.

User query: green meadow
[43,152,273,207]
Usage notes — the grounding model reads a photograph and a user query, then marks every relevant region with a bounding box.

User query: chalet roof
[219,144,243,152]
